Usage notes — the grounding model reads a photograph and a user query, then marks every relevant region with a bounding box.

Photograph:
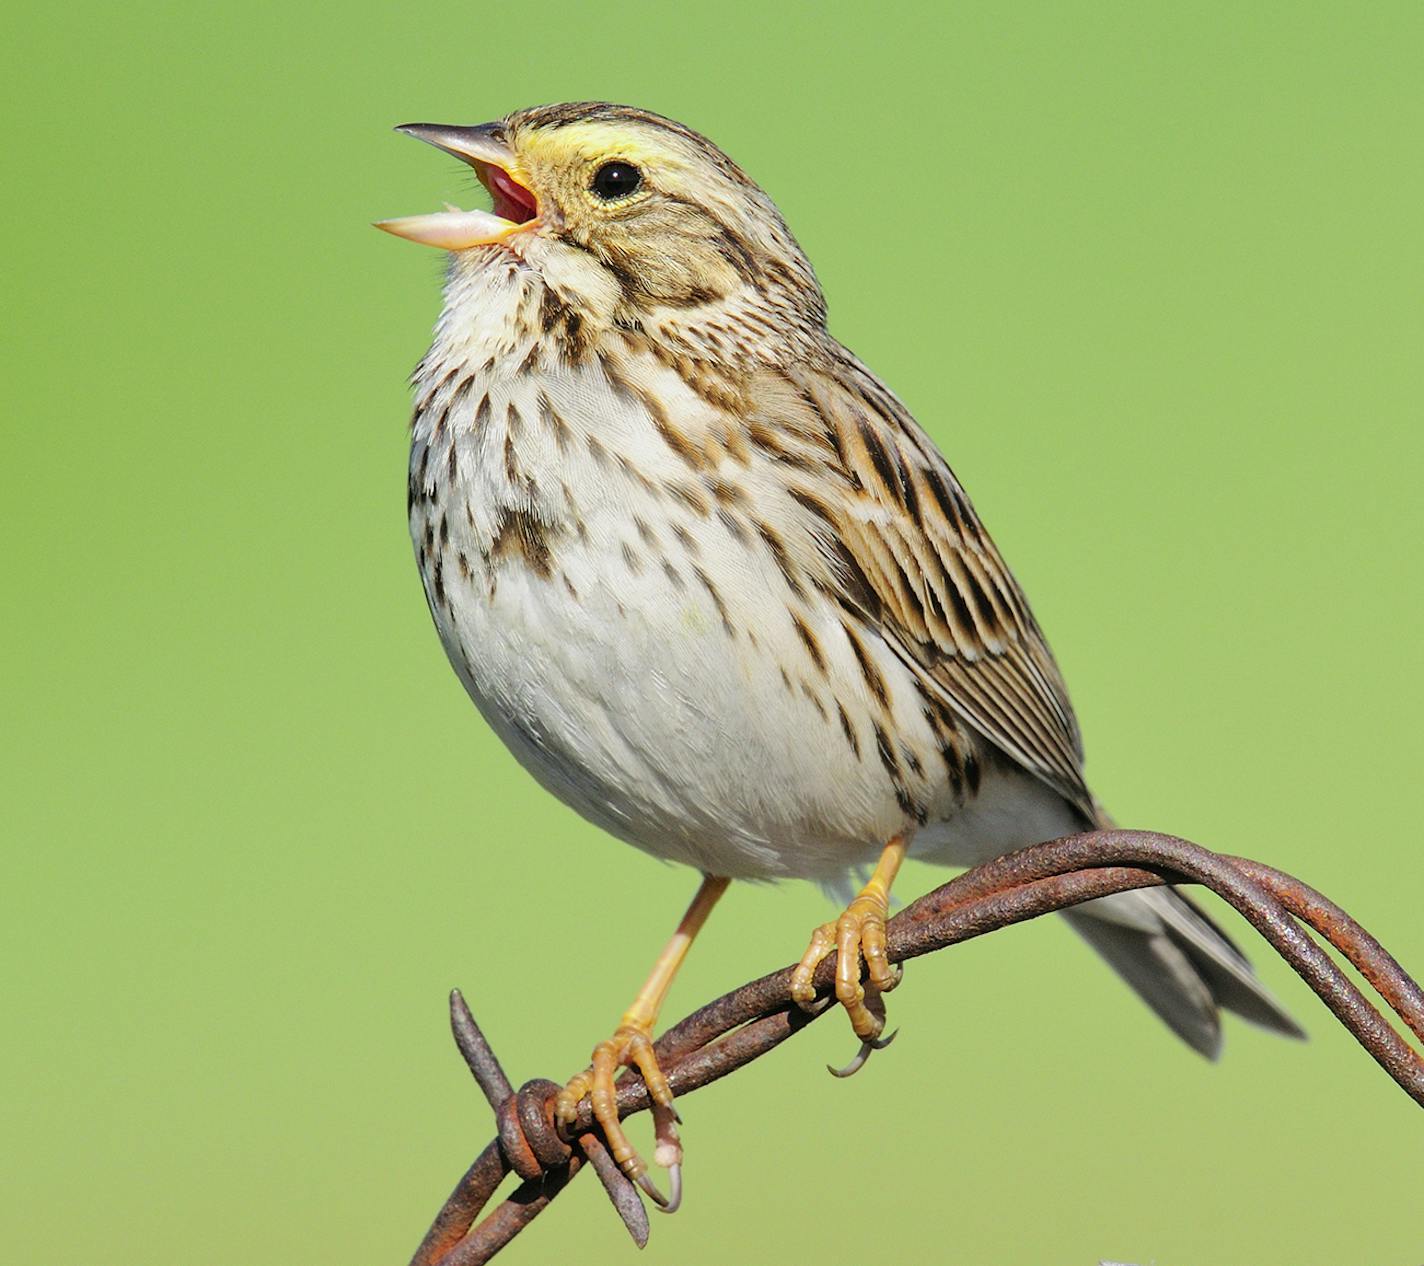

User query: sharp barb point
[408,831,1424,1262]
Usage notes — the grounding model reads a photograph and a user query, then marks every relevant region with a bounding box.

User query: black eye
[591,161,642,201]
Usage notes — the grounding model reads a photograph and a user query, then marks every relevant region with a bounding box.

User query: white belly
[435,525,904,879]
[406,259,1068,883]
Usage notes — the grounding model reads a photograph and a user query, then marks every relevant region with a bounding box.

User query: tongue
[484,166,538,223]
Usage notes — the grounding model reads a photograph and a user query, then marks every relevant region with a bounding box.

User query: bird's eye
[590,161,642,201]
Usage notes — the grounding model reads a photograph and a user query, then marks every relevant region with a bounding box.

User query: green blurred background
[4,2,1420,1262]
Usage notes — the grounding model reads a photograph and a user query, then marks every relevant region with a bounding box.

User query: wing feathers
[771,353,1092,815]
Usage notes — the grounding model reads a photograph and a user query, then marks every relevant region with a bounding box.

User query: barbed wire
[404,830,1424,1265]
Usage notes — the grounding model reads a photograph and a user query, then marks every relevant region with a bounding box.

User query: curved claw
[634,1167,673,1209]
[657,1162,683,1214]
[826,1027,899,1079]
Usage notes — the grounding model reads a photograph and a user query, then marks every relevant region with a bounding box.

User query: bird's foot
[789,883,903,1076]
[555,1020,683,1212]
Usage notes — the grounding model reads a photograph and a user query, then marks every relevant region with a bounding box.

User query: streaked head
[378,102,825,335]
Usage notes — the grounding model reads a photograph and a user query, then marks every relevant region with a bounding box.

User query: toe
[790,921,837,1010]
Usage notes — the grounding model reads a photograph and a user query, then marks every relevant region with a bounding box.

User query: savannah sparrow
[378,102,1300,1205]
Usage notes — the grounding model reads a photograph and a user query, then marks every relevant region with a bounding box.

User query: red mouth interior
[477,163,538,224]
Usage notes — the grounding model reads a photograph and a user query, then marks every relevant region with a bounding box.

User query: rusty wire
[405,830,1424,1265]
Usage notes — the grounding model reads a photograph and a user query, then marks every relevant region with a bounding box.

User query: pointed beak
[375,122,541,251]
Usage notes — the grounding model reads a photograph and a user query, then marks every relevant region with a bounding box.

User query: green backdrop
[4,2,1420,1263]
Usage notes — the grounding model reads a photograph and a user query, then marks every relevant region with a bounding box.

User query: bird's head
[377,102,826,348]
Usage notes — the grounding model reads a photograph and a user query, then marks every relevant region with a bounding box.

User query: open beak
[375,122,540,250]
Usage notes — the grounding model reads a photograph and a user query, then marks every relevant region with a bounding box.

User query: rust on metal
[405,831,1424,1264]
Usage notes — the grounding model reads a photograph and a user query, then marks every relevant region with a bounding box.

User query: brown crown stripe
[513,102,758,185]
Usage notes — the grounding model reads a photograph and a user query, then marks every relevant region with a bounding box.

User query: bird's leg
[790,834,907,1074]
[555,872,729,1211]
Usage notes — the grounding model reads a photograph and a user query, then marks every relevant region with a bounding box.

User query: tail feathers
[1064,886,1305,1059]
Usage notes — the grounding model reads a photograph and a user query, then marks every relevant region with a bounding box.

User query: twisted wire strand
[405,831,1424,1265]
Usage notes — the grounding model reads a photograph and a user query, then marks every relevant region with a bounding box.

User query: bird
[377,101,1302,1208]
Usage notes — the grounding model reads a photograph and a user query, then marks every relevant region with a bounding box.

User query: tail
[1066,803,1305,1057]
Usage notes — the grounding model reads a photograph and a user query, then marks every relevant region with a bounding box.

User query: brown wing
[764,350,1094,819]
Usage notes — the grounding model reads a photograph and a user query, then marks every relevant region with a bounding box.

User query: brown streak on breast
[790,611,828,674]
[488,508,556,579]
[604,354,708,472]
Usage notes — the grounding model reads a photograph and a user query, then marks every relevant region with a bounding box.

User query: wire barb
[405,830,1424,1264]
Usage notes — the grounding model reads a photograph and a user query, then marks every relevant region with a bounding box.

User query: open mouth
[479,163,538,225]
[375,122,540,251]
